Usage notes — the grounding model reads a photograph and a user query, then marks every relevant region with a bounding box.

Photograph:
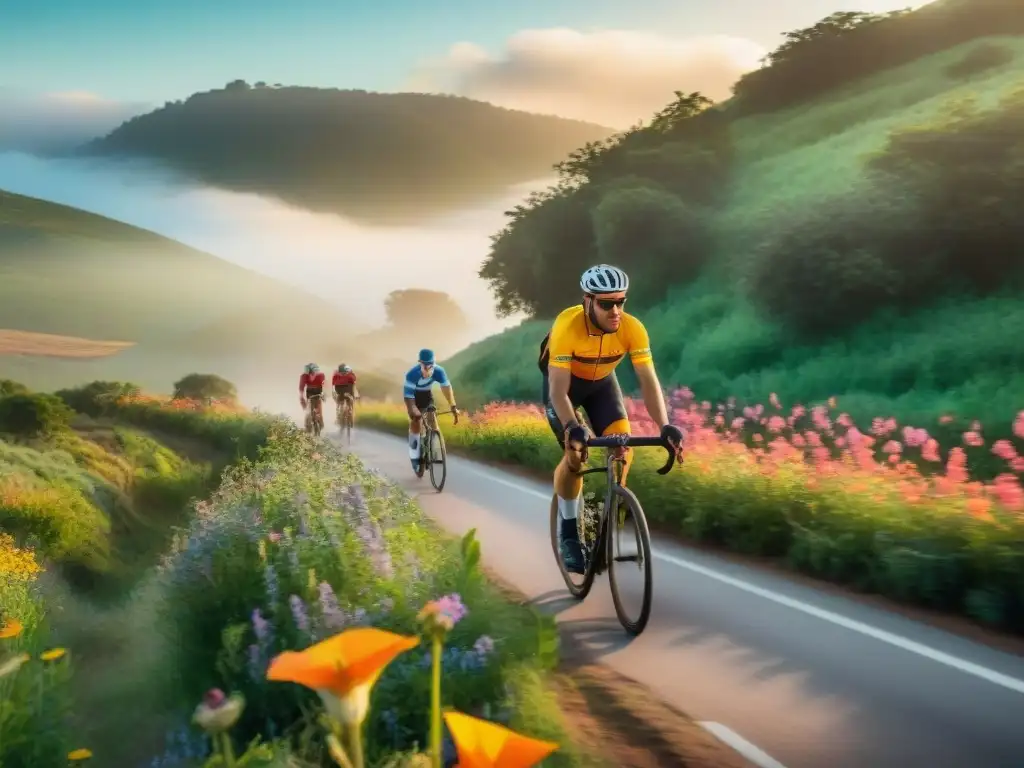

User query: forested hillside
[446,0,1024,439]
[83,84,614,224]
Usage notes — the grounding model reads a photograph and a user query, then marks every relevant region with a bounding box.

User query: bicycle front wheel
[606,485,653,635]
[428,429,447,492]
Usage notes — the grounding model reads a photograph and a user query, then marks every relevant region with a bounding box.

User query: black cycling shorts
[541,371,628,449]
[334,384,355,397]
[305,386,324,399]
[409,389,433,412]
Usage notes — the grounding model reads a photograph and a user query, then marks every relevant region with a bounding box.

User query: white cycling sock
[557,494,581,521]
[408,432,419,459]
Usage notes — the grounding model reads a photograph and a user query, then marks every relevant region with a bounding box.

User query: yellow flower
[0,652,30,678]
[40,647,67,662]
[443,710,559,768]
[0,618,23,639]
[67,748,93,761]
[266,627,418,725]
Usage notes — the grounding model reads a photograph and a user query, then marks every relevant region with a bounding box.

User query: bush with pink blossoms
[361,394,1024,634]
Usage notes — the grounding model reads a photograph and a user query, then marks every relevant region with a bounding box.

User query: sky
[1,0,931,146]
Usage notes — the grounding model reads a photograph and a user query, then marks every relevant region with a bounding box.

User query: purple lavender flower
[435,594,468,626]
[264,564,279,605]
[290,594,309,634]
[317,582,345,630]
[473,635,495,658]
[252,608,271,643]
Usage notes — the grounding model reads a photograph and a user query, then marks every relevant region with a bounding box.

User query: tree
[55,381,141,417]
[225,79,251,92]
[0,379,28,398]
[383,289,469,333]
[172,373,238,402]
[0,393,74,438]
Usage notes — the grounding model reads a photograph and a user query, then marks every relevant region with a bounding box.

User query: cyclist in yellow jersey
[538,264,684,573]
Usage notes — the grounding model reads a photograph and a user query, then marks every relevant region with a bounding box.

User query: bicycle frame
[574,434,675,570]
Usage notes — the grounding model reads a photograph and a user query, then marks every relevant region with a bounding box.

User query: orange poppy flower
[266,627,418,725]
[0,618,23,639]
[443,710,559,768]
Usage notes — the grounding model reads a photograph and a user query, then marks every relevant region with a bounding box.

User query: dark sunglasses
[594,297,627,311]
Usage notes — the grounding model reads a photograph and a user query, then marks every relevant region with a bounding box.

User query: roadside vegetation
[2,376,732,767]
[360,391,1024,636]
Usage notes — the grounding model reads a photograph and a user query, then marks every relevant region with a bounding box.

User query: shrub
[0,393,75,438]
[0,379,28,398]
[172,373,238,403]
[943,42,1014,79]
[746,189,930,336]
[592,181,707,302]
[55,380,142,418]
[868,87,1024,294]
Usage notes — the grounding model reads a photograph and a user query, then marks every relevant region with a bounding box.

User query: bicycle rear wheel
[606,485,653,635]
[549,493,601,599]
[428,429,447,492]
[414,428,427,478]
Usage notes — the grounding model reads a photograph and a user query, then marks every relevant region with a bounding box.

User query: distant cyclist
[298,362,326,432]
[332,363,359,424]
[403,348,459,472]
[539,265,684,574]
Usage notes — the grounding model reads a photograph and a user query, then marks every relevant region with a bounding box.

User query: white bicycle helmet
[580,264,629,295]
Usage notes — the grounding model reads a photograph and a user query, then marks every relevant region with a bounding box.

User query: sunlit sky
[3,0,932,104]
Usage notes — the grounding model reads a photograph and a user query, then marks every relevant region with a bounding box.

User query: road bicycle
[413,404,455,492]
[335,393,357,444]
[305,393,325,437]
[550,431,677,636]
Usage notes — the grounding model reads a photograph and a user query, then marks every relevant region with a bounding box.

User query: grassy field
[446,34,1024,439]
[359,395,1024,637]
[0,384,737,767]
[0,189,365,392]
[0,329,135,359]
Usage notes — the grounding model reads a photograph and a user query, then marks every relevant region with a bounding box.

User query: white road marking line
[699,722,788,768]
[359,432,1024,695]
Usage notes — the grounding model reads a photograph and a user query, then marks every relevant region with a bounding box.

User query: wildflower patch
[360,391,1024,635]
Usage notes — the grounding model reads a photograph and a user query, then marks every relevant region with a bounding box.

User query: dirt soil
[486,572,753,768]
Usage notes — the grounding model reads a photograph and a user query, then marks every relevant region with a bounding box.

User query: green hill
[81,84,615,225]
[0,190,366,393]
[442,0,1024,439]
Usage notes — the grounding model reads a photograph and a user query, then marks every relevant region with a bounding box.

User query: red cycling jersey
[299,371,326,392]
[332,371,357,387]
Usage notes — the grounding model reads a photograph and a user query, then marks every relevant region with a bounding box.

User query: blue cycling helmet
[418,348,435,364]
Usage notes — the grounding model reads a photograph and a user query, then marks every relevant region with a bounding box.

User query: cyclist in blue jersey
[403,348,460,471]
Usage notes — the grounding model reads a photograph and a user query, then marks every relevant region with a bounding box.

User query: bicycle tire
[606,484,653,636]
[428,429,447,492]
[549,492,600,600]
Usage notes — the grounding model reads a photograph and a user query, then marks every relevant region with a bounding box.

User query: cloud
[0,89,149,153]
[407,28,767,128]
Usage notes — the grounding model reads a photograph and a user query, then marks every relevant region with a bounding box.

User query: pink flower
[991,440,1017,461]
[731,417,745,430]
[882,440,902,455]
[769,392,781,410]
[767,416,786,433]
[990,474,1024,511]
[837,413,853,428]
[921,439,941,463]
[963,431,984,448]
[901,426,928,447]
[939,415,954,424]
[1014,411,1024,440]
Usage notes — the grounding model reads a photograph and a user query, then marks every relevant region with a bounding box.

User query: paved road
[340,429,1024,768]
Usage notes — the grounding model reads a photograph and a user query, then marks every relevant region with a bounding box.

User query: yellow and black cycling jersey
[539,304,653,381]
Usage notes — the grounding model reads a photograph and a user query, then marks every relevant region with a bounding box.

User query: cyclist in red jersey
[299,362,326,431]
[332,363,359,425]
